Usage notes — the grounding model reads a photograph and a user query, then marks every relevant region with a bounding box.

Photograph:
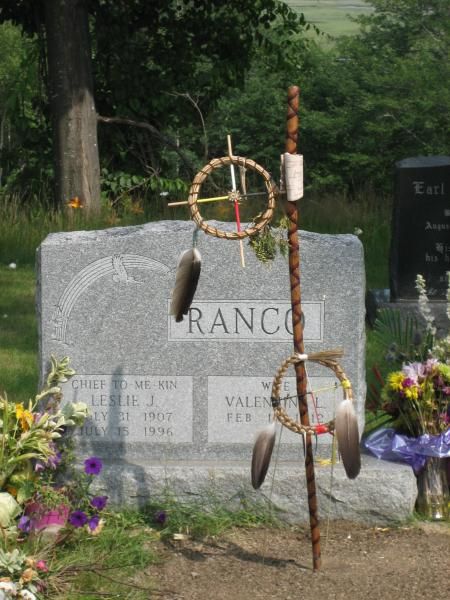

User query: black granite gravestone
[390,156,450,300]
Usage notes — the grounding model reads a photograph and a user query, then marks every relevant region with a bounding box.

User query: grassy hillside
[286,0,373,37]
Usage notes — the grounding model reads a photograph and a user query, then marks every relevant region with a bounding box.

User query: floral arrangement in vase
[366,273,450,519]
[19,455,108,537]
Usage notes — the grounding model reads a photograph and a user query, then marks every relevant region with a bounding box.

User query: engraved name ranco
[169,300,324,342]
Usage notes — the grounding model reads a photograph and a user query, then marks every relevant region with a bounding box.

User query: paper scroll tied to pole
[283,152,304,202]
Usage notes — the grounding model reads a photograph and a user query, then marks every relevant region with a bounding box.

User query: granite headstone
[37,221,415,523]
[390,156,450,300]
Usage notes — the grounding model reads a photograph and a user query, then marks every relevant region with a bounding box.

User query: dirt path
[146,521,450,599]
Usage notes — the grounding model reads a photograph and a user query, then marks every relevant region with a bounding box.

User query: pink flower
[424,358,439,374]
[402,362,423,382]
[36,560,48,572]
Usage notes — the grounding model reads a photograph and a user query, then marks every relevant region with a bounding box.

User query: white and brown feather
[170,248,201,322]
[335,399,361,479]
[251,423,276,489]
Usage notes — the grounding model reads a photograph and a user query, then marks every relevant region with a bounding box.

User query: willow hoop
[271,353,354,436]
[188,155,277,240]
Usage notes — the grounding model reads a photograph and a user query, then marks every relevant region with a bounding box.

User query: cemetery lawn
[285,0,373,38]
[144,520,450,599]
[0,264,37,399]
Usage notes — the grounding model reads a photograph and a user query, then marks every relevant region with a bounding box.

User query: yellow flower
[15,404,33,431]
[6,485,17,497]
[403,386,419,401]
[24,557,36,568]
[20,568,37,583]
[67,196,83,209]
[387,372,404,392]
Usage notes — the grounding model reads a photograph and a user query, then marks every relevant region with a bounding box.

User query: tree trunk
[44,0,100,213]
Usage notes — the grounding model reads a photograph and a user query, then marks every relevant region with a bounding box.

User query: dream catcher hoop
[168,137,279,322]
[251,350,361,491]
[187,155,277,240]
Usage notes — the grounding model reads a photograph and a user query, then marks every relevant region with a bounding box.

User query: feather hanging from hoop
[335,399,361,479]
[169,247,201,322]
[251,422,276,489]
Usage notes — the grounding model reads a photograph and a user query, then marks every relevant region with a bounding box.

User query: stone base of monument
[366,288,449,336]
[384,300,449,338]
[94,454,416,525]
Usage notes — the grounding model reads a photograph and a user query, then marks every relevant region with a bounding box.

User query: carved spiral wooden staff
[286,86,322,570]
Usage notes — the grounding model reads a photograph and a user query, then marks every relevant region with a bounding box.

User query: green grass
[300,192,391,289]
[0,265,38,400]
[286,0,373,39]
[0,195,156,268]
[144,492,281,540]
[15,511,159,599]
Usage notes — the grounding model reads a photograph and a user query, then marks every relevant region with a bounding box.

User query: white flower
[415,274,437,337]
[19,591,37,600]
[8,263,16,270]
[0,580,17,599]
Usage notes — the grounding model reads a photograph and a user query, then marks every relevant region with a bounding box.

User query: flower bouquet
[0,548,49,600]
[20,455,108,538]
[0,356,88,516]
[366,274,450,520]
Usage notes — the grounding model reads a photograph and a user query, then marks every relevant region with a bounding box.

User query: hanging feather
[251,422,276,489]
[335,399,361,479]
[170,248,201,322]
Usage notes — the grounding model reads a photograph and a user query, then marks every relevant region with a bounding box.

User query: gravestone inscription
[37,220,368,510]
[390,156,450,300]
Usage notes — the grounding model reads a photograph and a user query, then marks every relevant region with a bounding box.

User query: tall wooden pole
[284,86,321,571]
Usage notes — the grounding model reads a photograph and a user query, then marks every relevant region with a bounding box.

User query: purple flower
[402,377,415,388]
[47,450,62,469]
[84,456,103,475]
[18,515,32,533]
[154,510,167,525]
[69,510,88,528]
[34,443,62,472]
[88,514,100,531]
[90,495,108,511]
